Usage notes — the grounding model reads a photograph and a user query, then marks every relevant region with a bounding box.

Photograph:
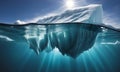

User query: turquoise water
[0,23,120,72]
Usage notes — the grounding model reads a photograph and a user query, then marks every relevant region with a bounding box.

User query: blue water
[0,23,120,72]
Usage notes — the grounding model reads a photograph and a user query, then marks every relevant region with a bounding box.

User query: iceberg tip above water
[37,4,103,24]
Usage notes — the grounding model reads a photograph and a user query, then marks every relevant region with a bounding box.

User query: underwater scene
[0,23,120,72]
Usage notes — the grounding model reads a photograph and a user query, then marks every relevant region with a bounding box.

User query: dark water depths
[0,23,120,72]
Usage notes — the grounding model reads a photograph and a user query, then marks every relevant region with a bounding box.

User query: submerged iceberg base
[26,23,101,58]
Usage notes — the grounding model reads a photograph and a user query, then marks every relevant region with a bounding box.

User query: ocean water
[0,23,120,72]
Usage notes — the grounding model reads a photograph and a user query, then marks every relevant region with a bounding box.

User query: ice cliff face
[37,4,103,24]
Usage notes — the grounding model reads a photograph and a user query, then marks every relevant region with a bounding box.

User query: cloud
[14,20,26,24]
[103,12,120,28]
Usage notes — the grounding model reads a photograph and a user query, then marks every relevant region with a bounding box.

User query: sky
[0,0,120,25]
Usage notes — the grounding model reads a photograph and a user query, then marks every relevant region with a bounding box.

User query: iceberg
[25,4,103,58]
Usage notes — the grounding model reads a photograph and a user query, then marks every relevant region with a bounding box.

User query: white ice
[37,4,103,24]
